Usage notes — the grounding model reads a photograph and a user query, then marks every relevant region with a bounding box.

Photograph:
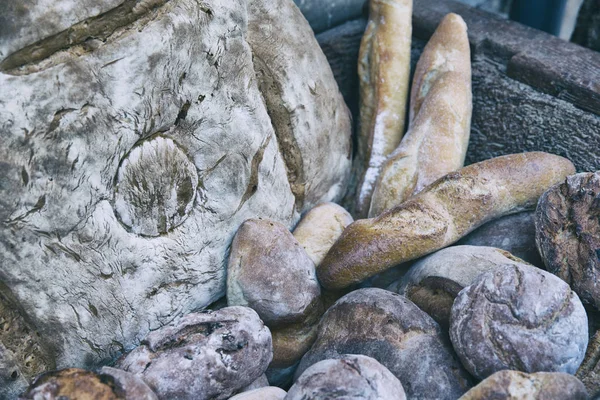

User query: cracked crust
[369,13,471,216]
[296,288,472,400]
[536,172,600,309]
[355,0,412,218]
[115,307,272,400]
[394,245,529,331]
[318,152,576,289]
[450,263,588,380]
[0,0,351,396]
[459,370,588,400]
[287,355,406,400]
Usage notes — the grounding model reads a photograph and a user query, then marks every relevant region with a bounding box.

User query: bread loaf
[292,202,353,266]
[318,152,575,289]
[369,13,471,217]
[355,0,412,217]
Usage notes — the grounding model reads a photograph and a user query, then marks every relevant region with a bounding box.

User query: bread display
[319,152,575,289]
[8,0,600,398]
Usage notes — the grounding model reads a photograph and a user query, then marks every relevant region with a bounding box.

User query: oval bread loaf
[318,152,575,289]
[369,13,472,216]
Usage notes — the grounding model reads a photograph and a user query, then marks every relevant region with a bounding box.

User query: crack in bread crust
[0,0,185,75]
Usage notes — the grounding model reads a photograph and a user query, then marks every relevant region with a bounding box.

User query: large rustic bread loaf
[318,152,575,289]
[369,13,472,216]
[355,0,412,218]
[0,0,351,396]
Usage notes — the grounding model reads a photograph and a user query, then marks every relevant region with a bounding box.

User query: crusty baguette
[355,0,412,218]
[369,13,471,217]
[318,152,575,289]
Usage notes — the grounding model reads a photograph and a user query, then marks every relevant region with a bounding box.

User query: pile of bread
[18,0,600,399]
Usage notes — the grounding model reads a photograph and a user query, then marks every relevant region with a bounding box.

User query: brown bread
[318,152,575,289]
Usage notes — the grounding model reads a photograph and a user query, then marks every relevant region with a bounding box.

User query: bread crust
[318,152,576,289]
[355,0,412,218]
[369,13,471,216]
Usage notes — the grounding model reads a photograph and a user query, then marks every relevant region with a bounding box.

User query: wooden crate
[315,0,600,173]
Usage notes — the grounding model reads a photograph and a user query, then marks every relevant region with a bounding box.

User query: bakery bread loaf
[355,0,412,217]
[318,152,575,289]
[369,13,471,217]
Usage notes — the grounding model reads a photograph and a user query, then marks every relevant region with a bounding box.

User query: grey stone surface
[287,355,406,400]
[0,0,351,396]
[116,307,272,400]
[450,263,589,379]
[296,288,472,400]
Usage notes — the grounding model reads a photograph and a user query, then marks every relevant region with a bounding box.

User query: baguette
[318,152,575,289]
[369,13,471,217]
[355,0,412,218]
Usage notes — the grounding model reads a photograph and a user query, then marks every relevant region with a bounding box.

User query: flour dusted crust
[318,152,575,289]
[369,13,472,216]
[0,0,351,396]
[287,355,406,400]
[115,307,273,400]
[355,0,412,218]
[450,264,588,380]
[227,219,321,328]
[459,370,588,400]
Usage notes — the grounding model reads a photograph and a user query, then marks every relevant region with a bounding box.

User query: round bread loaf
[450,263,588,379]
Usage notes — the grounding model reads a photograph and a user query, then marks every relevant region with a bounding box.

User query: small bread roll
[355,0,412,218]
[292,202,353,266]
[369,13,471,216]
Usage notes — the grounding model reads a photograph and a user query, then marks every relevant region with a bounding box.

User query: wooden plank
[293,0,366,33]
[316,3,600,174]
[412,0,600,115]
